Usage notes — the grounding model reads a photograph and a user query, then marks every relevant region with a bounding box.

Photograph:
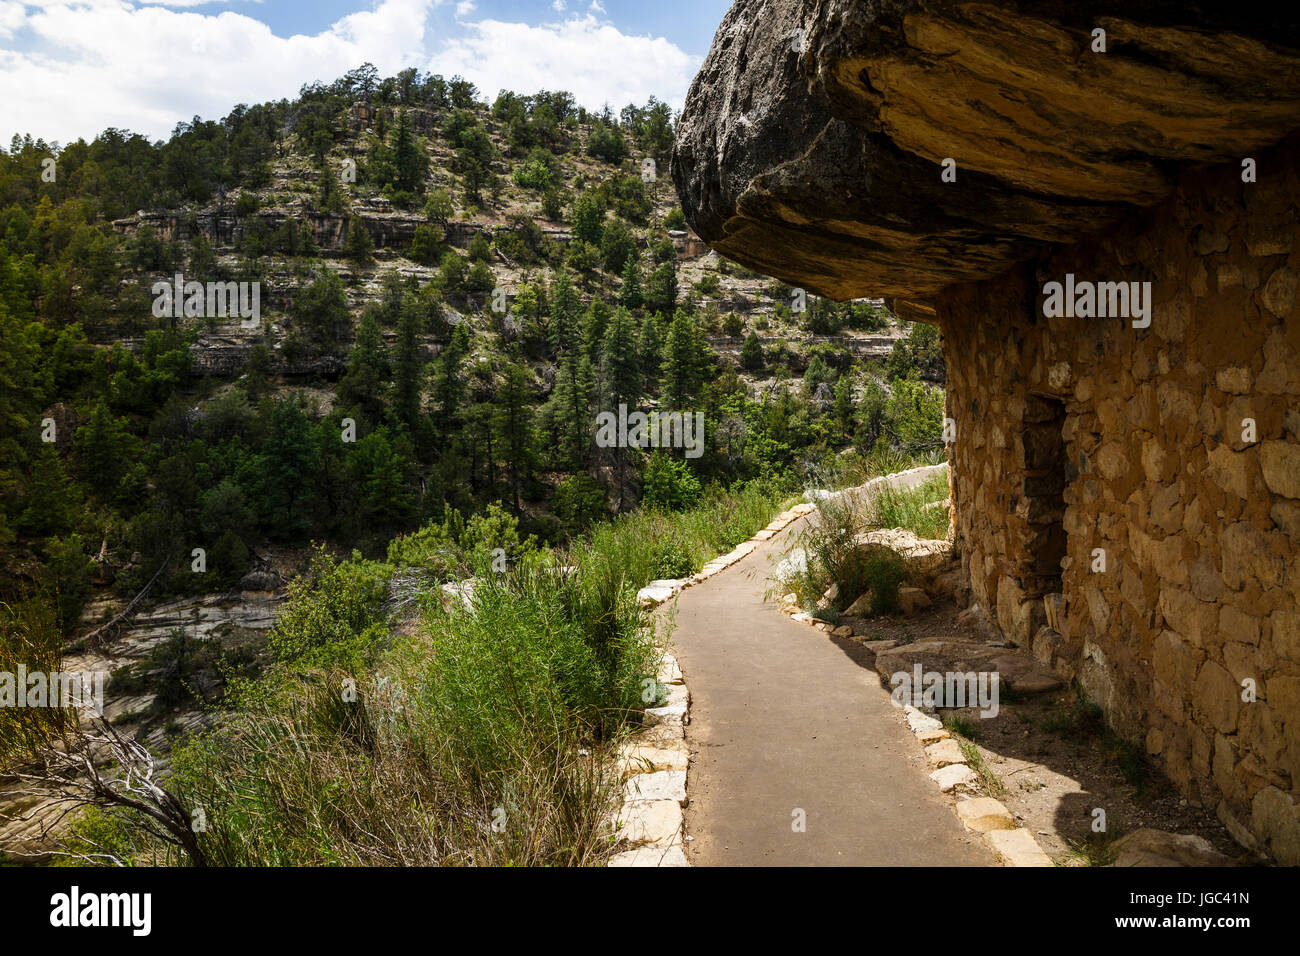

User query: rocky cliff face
[674,0,1300,863]
[672,0,1300,301]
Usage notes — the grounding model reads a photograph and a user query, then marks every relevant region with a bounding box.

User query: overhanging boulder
[672,0,1300,300]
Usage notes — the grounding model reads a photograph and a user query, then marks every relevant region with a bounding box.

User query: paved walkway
[670,515,994,866]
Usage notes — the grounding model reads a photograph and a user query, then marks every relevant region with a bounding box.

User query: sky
[0,0,732,145]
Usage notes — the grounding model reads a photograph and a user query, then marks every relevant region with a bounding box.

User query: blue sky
[0,0,732,144]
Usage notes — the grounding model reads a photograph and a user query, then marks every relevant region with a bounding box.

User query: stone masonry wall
[937,134,1300,863]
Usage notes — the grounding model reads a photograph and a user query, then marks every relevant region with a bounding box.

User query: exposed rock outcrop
[675,0,1300,862]
[673,0,1300,300]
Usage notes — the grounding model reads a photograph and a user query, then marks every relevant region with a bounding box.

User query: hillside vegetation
[0,64,947,864]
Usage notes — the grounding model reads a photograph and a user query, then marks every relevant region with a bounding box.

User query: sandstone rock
[657,654,684,684]
[637,579,687,609]
[904,706,944,734]
[898,587,932,615]
[1261,441,1300,499]
[956,797,1015,833]
[672,0,1300,299]
[852,529,951,575]
[1110,829,1235,866]
[844,592,872,616]
[619,742,689,777]
[607,844,690,867]
[930,764,978,793]
[986,828,1053,867]
[925,738,967,768]
[831,625,854,638]
[615,799,683,847]
[645,684,689,726]
[623,770,687,806]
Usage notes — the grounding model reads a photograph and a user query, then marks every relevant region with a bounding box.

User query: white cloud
[587,0,604,13]
[0,2,697,144]
[430,14,696,112]
[2,0,438,142]
[454,0,475,18]
[0,1,27,39]
[551,0,565,10]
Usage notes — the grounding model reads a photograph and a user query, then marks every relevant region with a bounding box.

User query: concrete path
[670,514,994,866]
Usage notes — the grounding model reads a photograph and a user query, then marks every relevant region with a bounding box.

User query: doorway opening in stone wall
[1022,393,1069,624]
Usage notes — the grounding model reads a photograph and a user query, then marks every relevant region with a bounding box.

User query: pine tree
[495,362,535,513]
[662,309,709,409]
[74,402,132,500]
[583,297,612,362]
[343,217,374,267]
[637,312,664,395]
[601,308,641,509]
[601,307,641,412]
[432,321,471,433]
[391,109,429,197]
[548,271,580,357]
[620,255,643,310]
[390,296,425,434]
[339,307,389,424]
[18,445,75,538]
[740,330,764,371]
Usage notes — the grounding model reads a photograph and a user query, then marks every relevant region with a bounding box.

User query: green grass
[77,478,792,867]
[865,474,950,540]
[943,715,979,740]
[957,738,1005,796]
[1066,832,1120,867]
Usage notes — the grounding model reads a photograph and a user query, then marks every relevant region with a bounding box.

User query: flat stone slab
[616,799,683,846]
[641,722,684,747]
[956,797,1016,833]
[607,844,690,867]
[925,738,967,768]
[657,655,683,684]
[623,770,687,805]
[904,705,944,734]
[1110,828,1237,867]
[930,763,978,793]
[619,742,689,777]
[986,828,1054,867]
[916,727,950,745]
[645,684,689,725]
[637,579,688,608]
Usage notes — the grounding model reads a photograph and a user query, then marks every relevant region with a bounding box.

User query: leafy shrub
[641,453,703,512]
[267,546,391,672]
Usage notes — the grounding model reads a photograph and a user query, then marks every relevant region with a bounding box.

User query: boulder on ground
[1110,829,1236,867]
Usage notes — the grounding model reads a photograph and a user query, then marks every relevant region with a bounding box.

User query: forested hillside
[0,63,944,631]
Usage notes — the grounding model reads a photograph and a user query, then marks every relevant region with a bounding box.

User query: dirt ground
[827,599,1250,865]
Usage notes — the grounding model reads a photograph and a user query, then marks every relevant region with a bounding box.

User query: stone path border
[772,468,1057,867]
[606,502,818,867]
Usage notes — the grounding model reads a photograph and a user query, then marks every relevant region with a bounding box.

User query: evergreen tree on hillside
[740,331,764,371]
[339,307,389,425]
[390,109,429,199]
[619,256,643,310]
[390,297,425,435]
[570,192,604,247]
[495,362,535,513]
[343,217,374,267]
[662,310,711,409]
[548,271,580,358]
[637,312,664,394]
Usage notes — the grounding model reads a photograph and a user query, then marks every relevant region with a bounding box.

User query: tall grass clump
[91,478,792,866]
[0,596,72,765]
[867,474,950,540]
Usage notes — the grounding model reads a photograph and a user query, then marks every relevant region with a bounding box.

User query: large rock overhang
[671,0,1300,302]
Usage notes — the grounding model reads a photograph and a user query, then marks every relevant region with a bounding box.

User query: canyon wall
[673,0,1300,860]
